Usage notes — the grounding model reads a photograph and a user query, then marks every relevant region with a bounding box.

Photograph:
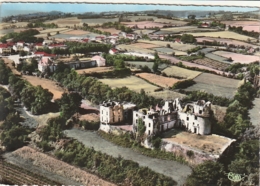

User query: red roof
[111,48,118,53]
[0,44,9,48]
[82,39,89,42]
[7,42,15,46]
[126,34,134,37]
[112,34,118,36]
[175,38,181,42]
[17,41,25,44]
[34,51,56,57]
[49,43,66,47]
[35,43,43,46]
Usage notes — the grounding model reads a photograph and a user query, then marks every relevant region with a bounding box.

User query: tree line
[0,29,42,43]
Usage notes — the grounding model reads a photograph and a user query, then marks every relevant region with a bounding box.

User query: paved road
[65,128,192,186]
[249,98,260,126]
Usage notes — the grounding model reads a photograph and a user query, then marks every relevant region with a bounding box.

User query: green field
[99,76,159,93]
[162,66,202,79]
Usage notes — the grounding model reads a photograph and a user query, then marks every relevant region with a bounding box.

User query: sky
[0,3,259,17]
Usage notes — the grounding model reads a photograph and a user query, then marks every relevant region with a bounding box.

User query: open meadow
[76,67,114,74]
[205,53,229,63]
[148,90,186,100]
[138,39,196,51]
[44,17,81,27]
[117,44,155,54]
[136,73,180,88]
[22,75,65,100]
[222,20,260,32]
[213,51,259,64]
[162,66,202,79]
[81,18,119,26]
[125,61,168,72]
[154,19,187,26]
[186,31,256,42]
[122,21,168,29]
[96,27,120,34]
[185,73,242,98]
[153,47,186,56]
[157,26,218,34]
[99,76,159,93]
[196,37,259,48]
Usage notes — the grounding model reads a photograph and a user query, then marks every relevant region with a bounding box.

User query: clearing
[22,75,65,100]
[136,73,180,88]
[162,130,235,155]
[212,51,259,64]
[186,31,256,42]
[99,76,159,93]
[138,39,196,51]
[162,66,202,79]
[65,128,192,186]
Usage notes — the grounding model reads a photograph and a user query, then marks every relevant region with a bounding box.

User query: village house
[109,48,118,55]
[149,34,165,41]
[0,44,12,55]
[91,55,106,67]
[35,43,44,50]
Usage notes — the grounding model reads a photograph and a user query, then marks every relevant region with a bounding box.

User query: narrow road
[65,128,192,186]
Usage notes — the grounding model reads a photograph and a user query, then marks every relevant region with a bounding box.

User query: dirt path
[65,128,192,186]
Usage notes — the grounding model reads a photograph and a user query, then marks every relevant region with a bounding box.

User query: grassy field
[123,15,158,22]
[157,26,218,34]
[154,19,187,25]
[148,90,186,100]
[44,17,81,27]
[153,47,187,56]
[81,18,119,26]
[22,75,65,100]
[138,39,196,51]
[76,67,114,74]
[134,29,156,35]
[213,51,260,64]
[117,44,155,54]
[125,61,168,72]
[185,73,242,98]
[162,66,202,79]
[122,21,168,29]
[35,28,72,37]
[99,76,159,93]
[136,73,180,88]
[186,31,256,42]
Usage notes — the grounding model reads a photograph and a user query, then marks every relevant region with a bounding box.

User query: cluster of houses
[99,98,212,137]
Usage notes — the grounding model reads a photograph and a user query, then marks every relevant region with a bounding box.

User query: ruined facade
[132,98,212,136]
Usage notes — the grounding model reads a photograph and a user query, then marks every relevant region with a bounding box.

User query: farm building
[0,44,12,55]
[91,55,106,67]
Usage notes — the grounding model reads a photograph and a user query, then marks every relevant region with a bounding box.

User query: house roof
[0,44,9,48]
[49,43,66,47]
[110,48,118,53]
[17,41,25,44]
[35,43,43,46]
[34,51,56,57]
[39,57,52,66]
[91,55,106,62]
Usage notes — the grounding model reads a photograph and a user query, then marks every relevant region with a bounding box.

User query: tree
[152,61,158,72]
[114,59,125,70]
[186,161,224,186]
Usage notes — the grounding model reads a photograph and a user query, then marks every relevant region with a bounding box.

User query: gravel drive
[65,128,192,186]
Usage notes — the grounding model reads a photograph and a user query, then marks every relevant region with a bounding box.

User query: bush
[186,150,194,158]
[172,79,196,89]
[79,120,100,130]
[36,140,54,152]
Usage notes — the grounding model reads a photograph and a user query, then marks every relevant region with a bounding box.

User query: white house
[109,48,118,55]
[91,55,106,67]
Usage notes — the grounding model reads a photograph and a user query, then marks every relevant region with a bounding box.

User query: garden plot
[81,18,119,26]
[185,73,241,98]
[162,66,202,79]
[138,39,196,51]
[130,42,161,49]
[136,73,180,88]
[193,58,230,71]
[205,53,229,63]
[153,47,187,56]
[186,31,256,42]
[99,76,159,93]
[213,51,259,64]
